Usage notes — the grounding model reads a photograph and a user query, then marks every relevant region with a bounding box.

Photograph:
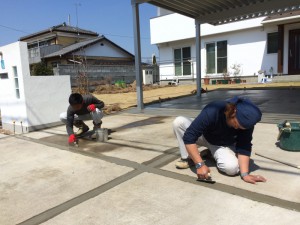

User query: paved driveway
[1,88,300,225]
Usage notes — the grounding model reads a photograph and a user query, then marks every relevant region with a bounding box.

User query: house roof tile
[43,36,134,58]
[19,22,98,41]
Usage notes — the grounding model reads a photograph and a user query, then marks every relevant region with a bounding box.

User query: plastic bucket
[95,128,108,142]
[277,121,300,151]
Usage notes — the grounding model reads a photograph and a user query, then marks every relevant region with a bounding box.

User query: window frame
[205,40,228,75]
[267,32,278,54]
[173,46,191,76]
[12,66,20,99]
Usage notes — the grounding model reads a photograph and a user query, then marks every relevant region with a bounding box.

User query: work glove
[87,104,96,112]
[68,134,77,144]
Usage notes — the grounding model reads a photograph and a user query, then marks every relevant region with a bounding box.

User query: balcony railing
[28,45,63,64]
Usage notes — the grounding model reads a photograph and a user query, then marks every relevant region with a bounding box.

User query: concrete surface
[0,133,8,139]
[1,89,300,225]
[0,137,132,225]
[132,89,300,123]
[162,121,300,203]
[42,173,300,225]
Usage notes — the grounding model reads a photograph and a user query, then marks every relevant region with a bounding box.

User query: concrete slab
[126,89,300,123]
[23,126,66,139]
[27,114,178,164]
[42,173,300,225]
[0,137,132,225]
[2,90,299,224]
[148,89,300,114]
[161,122,300,203]
[0,133,8,139]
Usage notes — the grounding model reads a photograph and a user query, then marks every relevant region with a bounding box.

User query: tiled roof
[43,37,105,58]
[43,36,134,58]
[19,22,98,40]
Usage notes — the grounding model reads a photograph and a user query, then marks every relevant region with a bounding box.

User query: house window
[206,41,227,74]
[174,47,191,76]
[13,66,20,99]
[267,32,278,54]
[145,70,152,75]
[28,48,39,58]
[0,73,8,79]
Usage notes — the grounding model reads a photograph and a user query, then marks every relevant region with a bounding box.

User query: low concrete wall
[23,75,71,130]
[160,74,300,86]
[54,65,136,85]
[272,75,300,82]
[0,41,71,133]
[54,64,160,86]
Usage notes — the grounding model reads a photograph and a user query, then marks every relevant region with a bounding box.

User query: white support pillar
[195,20,202,97]
[132,0,144,110]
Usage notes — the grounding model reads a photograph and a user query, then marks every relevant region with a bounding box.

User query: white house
[0,42,71,133]
[150,8,300,81]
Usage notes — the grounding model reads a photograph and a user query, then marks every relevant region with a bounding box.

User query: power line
[0,23,151,40]
[0,24,30,34]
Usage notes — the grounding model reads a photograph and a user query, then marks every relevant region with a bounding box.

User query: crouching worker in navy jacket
[173,96,267,184]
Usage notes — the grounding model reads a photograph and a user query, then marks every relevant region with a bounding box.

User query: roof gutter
[261,15,300,24]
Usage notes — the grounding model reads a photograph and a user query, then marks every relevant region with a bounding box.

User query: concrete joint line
[14,135,179,171]
[111,137,177,149]
[14,136,300,214]
[17,170,142,225]
[147,168,300,213]
[0,135,14,141]
[84,145,300,213]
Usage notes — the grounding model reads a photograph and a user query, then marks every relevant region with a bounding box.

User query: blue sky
[0,0,158,61]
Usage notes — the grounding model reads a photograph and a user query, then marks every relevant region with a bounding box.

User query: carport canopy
[131,0,300,109]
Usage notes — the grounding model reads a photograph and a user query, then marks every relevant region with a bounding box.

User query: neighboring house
[19,22,135,67]
[42,36,135,67]
[150,8,300,81]
[19,23,145,84]
[19,22,99,65]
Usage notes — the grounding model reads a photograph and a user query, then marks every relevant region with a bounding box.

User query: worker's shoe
[74,121,89,136]
[175,158,194,169]
[93,121,102,130]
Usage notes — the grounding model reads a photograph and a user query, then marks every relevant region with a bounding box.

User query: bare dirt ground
[94,81,300,113]
[1,81,299,134]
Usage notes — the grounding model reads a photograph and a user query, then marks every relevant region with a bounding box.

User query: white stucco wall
[0,42,28,129]
[152,13,300,79]
[0,41,71,133]
[157,26,281,80]
[150,13,264,44]
[74,39,131,58]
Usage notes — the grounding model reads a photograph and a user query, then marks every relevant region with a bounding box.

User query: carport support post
[132,0,144,110]
[195,20,202,97]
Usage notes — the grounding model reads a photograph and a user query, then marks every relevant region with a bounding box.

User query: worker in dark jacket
[60,93,105,144]
[173,96,267,184]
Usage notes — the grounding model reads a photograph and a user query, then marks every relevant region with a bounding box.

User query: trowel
[197,173,216,184]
